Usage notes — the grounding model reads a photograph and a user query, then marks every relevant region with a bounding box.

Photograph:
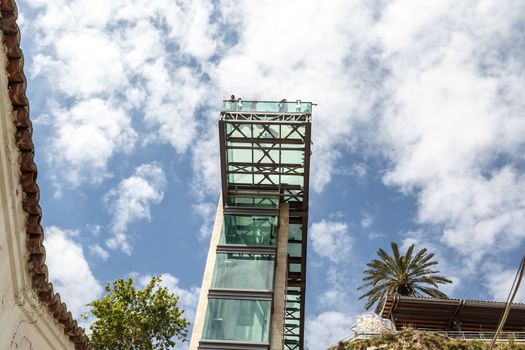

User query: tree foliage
[358,242,452,313]
[86,276,190,350]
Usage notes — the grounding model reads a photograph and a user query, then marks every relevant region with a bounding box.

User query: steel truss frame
[220,119,309,200]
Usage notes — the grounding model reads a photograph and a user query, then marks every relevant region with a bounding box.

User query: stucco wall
[0,33,76,350]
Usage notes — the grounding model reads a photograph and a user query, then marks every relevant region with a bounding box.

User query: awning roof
[381,295,525,332]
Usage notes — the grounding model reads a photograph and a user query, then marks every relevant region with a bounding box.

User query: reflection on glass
[203,299,271,342]
[220,215,277,246]
[212,253,275,291]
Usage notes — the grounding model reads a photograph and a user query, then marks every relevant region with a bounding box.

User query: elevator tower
[189,99,312,350]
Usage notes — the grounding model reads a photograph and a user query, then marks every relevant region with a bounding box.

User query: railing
[432,331,525,341]
[328,331,525,349]
[222,100,312,113]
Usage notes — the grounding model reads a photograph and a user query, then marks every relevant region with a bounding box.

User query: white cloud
[25,0,218,189]
[26,0,381,197]
[198,0,525,271]
[87,224,102,237]
[25,0,525,308]
[484,262,525,303]
[208,0,379,192]
[375,0,525,266]
[139,63,202,152]
[136,273,200,324]
[33,30,127,97]
[89,244,109,261]
[305,311,354,350]
[401,231,460,297]
[193,201,217,240]
[104,163,166,254]
[367,232,386,240]
[48,98,137,188]
[335,162,369,184]
[310,220,352,263]
[190,129,221,199]
[317,268,352,311]
[360,213,374,229]
[44,226,103,318]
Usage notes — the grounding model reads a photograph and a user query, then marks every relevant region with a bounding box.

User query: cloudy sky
[16,0,525,348]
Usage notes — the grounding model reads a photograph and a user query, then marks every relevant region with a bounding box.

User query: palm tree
[358,242,452,314]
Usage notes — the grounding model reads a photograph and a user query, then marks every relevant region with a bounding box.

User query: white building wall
[0,33,76,350]
[188,198,223,350]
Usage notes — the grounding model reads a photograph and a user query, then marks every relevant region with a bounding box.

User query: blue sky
[16,0,525,348]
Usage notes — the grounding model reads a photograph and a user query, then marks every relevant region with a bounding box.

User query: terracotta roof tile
[1,1,91,348]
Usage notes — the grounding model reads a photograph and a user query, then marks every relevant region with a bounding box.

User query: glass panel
[223,100,312,113]
[226,189,279,209]
[283,143,306,149]
[228,148,252,163]
[287,294,301,304]
[253,149,279,163]
[228,164,254,172]
[283,189,302,202]
[203,299,271,342]
[287,286,301,293]
[281,125,305,140]
[212,253,275,290]
[229,173,252,184]
[290,263,301,273]
[220,215,278,246]
[281,174,303,186]
[251,174,279,185]
[253,174,264,184]
[227,196,279,209]
[288,242,302,258]
[281,150,304,164]
[288,224,302,242]
[226,123,252,138]
[253,125,279,139]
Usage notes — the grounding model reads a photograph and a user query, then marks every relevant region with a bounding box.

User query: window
[227,196,279,209]
[203,299,271,342]
[212,253,275,291]
[220,215,277,246]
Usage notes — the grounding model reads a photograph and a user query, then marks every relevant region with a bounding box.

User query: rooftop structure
[381,295,525,332]
[189,99,312,350]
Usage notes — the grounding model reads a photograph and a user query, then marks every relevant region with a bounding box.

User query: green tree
[358,242,452,313]
[86,276,190,350]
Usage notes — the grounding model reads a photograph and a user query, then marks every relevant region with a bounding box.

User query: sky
[15,0,525,349]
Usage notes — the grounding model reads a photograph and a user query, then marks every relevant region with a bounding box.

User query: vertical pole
[218,120,228,207]
[271,203,289,350]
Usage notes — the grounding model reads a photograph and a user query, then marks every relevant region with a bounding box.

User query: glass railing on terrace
[222,100,313,113]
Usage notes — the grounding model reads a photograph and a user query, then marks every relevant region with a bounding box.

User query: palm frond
[357,242,452,313]
[414,286,449,299]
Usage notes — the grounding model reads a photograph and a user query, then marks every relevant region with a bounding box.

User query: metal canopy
[219,100,312,350]
[382,295,525,332]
